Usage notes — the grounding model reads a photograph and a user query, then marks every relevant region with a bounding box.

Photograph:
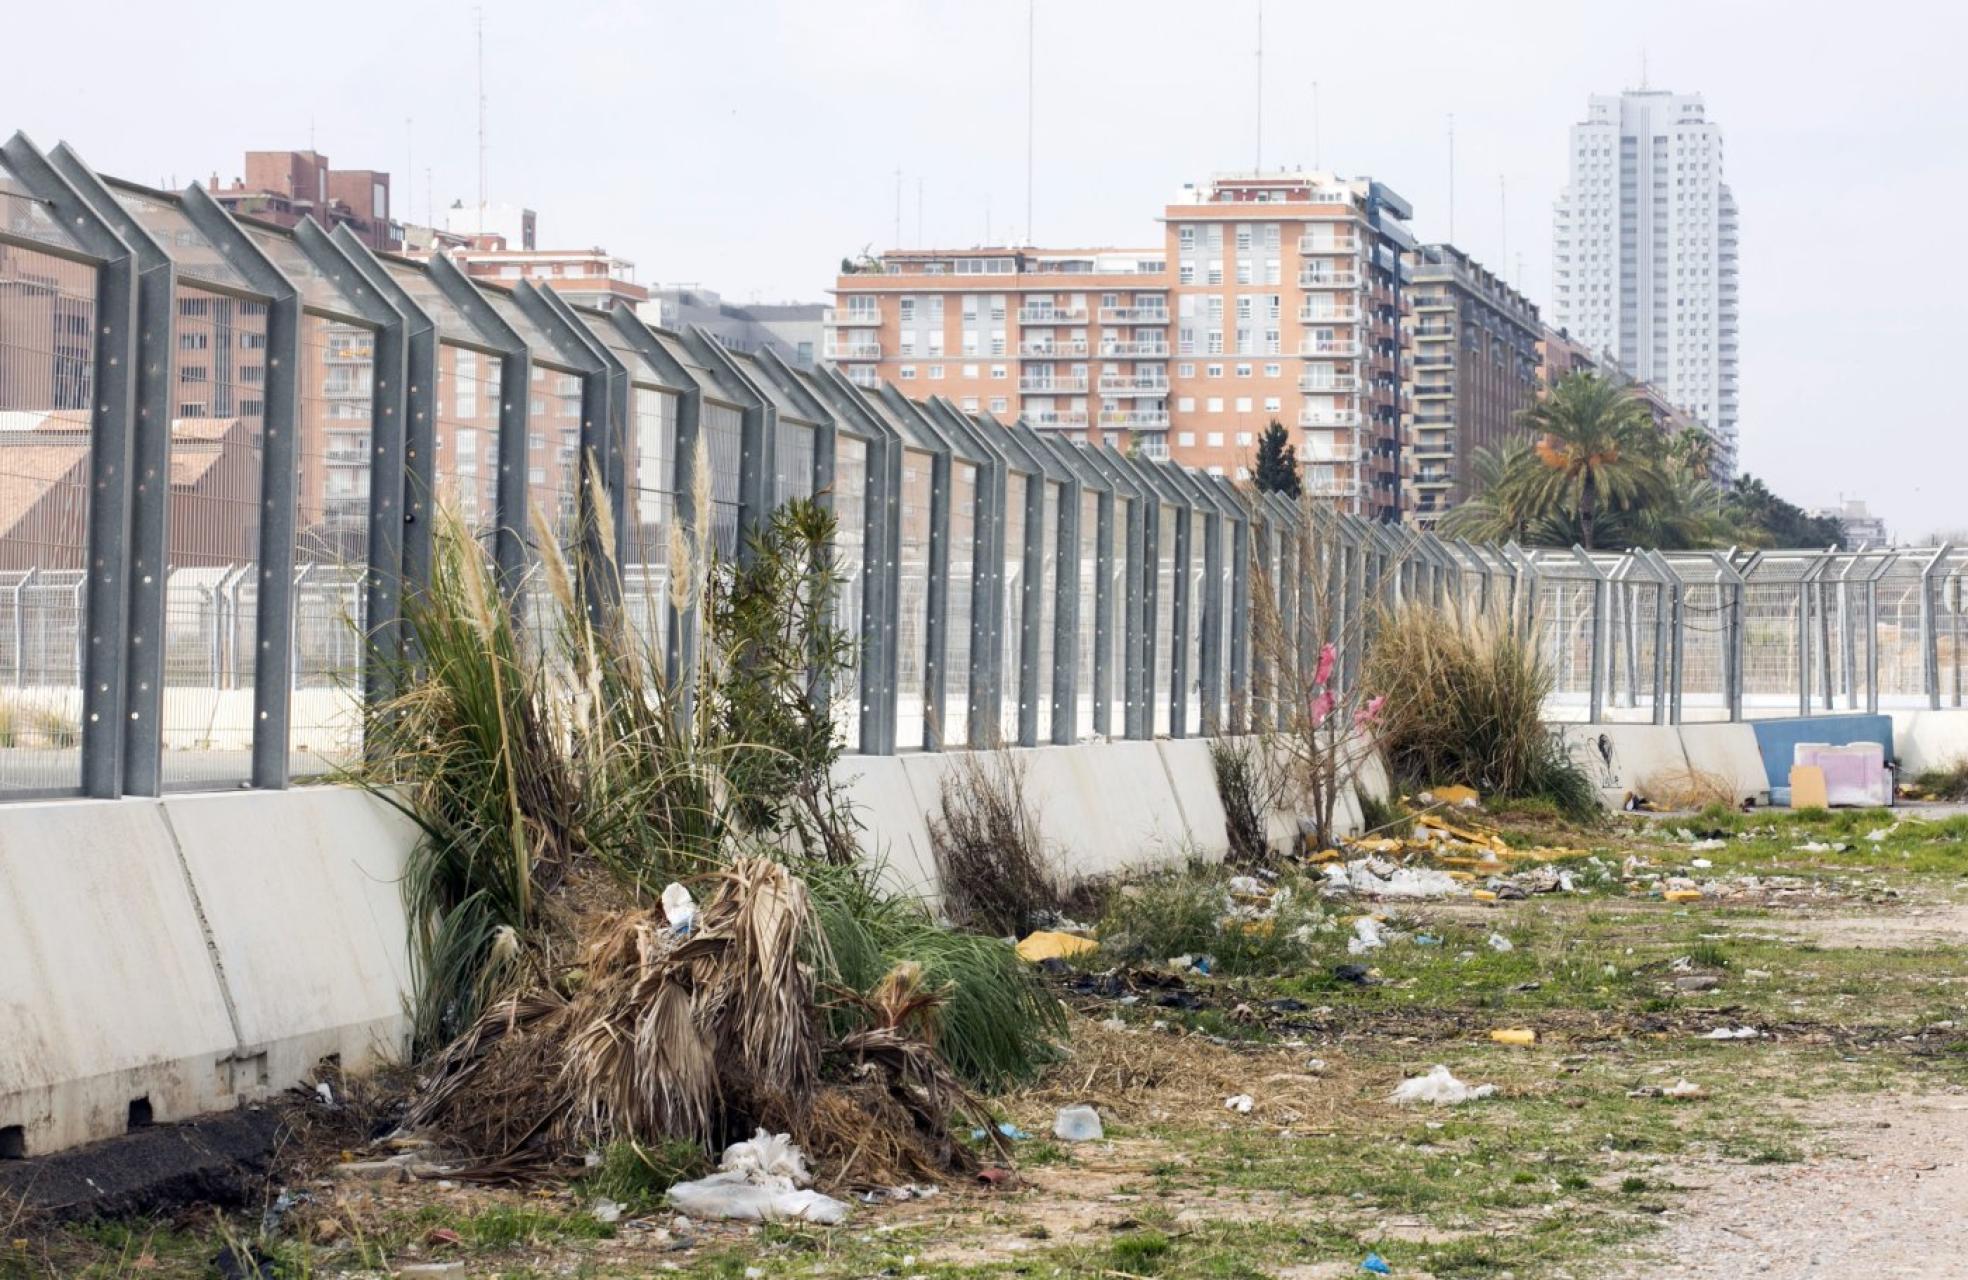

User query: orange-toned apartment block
[830,171,1416,522]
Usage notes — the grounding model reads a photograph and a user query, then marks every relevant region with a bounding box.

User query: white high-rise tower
[1551,89,1739,478]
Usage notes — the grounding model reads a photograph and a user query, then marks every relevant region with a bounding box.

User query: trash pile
[397,858,1001,1196]
[1312,806,1589,902]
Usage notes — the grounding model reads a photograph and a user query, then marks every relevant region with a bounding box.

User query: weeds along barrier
[0,129,1963,801]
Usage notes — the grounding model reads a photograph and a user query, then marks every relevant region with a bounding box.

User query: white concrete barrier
[1557,723,1692,807]
[160,789,417,1096]
[1888,709,1968,774]
[0,789,416,1158]
[0,800,239,1156]
[1676,723,1770,806]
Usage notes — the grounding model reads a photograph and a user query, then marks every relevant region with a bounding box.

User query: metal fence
[0,131,1962,799]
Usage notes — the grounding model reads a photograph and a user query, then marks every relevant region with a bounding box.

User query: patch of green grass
[579,1138,707,1214]
[1108,1229,1174,1273]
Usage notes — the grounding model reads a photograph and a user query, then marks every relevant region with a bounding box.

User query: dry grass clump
[1015,1014,1348,1130]
[1363,602,1597,818]
[1638,765,1739,811]
[929,750,1058,935]
[402,858,995,1190]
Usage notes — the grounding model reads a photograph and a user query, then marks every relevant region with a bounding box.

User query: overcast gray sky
[8,0,1964,538]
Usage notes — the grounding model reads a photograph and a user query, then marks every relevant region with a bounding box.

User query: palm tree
[1515,372,1666,551]
[1439,441,1538,543]
[1666,427,1718,481]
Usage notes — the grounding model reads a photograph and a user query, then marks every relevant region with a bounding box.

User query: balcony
[1298,270,1361,289]
[1409,293,1454,311]
[1414,471,1454,488]
[1298,304,1361,323]
[1098,341,1171,359]
[1412,381,1455,398]
[834,311,882,327]
[1100,410,1171,430]
[1300,409,1364,428]
[1304,476,1362,498]
[1018,340,1088,357]
[1097,376,1170,396]
[1098,305,1170,324]
[1027,410,1089,429]
[1411,324,1454,340]
[1298,235,1361,255]
[829,342,883,360]
[1299,374,1362,393]
[1017,306,1088,324]
[1019,375,1089,393]
[1298,338,1362,357]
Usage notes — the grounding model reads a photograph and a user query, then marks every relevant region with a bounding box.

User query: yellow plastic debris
[1472,889,1498,902]
[1014,930,1098,962]
[1430,784,1481,807]
[1490,1028,1537,1047]
[1663,889,1703,903]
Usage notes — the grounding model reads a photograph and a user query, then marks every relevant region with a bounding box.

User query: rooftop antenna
[475,5,487,235]
[1498,174,1507,279]
[1025,0,1035,243]
[1446,113,1455,241]
[1311,80,1322,170]
[424,166,433,232]
[893,167,902,249]
[916,176,924,248]
[1640,47,1649,90]
[1254,0,1264,171]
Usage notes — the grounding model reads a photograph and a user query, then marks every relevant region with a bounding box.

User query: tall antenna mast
[1025,0,1035,243]
[404,116,413,228]
[893,168,902,249]
[475,6,487,235]
[1498,174,1507,278]
[1311,80,1321,169]
[1446,113,1455,241]
[916,177,924,247]
[1254,0,1264,170]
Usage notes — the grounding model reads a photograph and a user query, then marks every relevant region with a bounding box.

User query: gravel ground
[1614,1090,1968,1277]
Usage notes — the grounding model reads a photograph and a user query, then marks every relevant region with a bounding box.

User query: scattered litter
[1053,1104,1104,1141]
[1348,917,1387,954]
[1674,975,1721,993]
[591,1199,623,1224]
[1304,1057,1330,1074]
[1324,859,1466,900]
[1360,1252,1393,1275]
[1688,838,1727,852]
[1419,784,1482,808]
[1664,1079,1706,1099]
[1332,962,1379,985]
[969,1121,1031,1142]
[856,1184,939,1204]
[660,882,696,932]
[313,1082,335,1108]
[1486,933,1514,953]
[1391,1065,1496,1106]
[1224,1093,1255,1113]
[1867,826,1894,843]
[1100,1017,1127,1032]
[1015,930,1099,963]
[1414,934,1441,946]
[1702,1026,1761,1040]
[1489,1028,1536,1046]
[1168,953,1215,975]
[1690,858,1713,869]
[666,1131,849,1224]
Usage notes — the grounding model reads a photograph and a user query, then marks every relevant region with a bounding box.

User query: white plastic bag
[665,1130,849,1224]
[661,882,697,932]
[1390,1065,1495,1106]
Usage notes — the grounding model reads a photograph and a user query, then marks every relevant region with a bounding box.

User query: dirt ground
[1611,1091,1968,1278]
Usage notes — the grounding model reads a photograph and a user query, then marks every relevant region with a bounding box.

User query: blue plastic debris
[1414,935,1441,946]
[1360,1252,1392,1275]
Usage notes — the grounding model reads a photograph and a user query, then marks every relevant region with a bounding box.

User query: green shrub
[1363,602,1597,819]
[1914,759,1968,802]
[1095,863,1329,978]
[1209,738,1276,864]
[580,1139,707,1212]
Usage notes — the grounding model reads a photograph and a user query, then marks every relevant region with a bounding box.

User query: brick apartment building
[830,171,1417,522]
[1403,244,1542,528]
[207,150,398,251]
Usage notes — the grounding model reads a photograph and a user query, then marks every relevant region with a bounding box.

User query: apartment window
[990,329,1006,356]
[962,333,979,355]
[1265,295,1282,321]
[1235,297,1252,321]
[962,363,980,378]
[962,397,979,412]
[1264,223,1281,249]
[990,396,1008,413]
[1207,465,1226,477]
[1235,363,1252,378]
[1235,397,1252,413]
[1206,398,1223,413]
[1263,397,1281,413]
[1235,225,1252,251]
[1177,397,1196,412]
[1264,259,1281,285]
[899,337,915,357]
[1177,363,1195,378]
[899,296,916,323]
[1235,465,1251,481]
[1205,363,1223,378]
[928,364,944,380]
[1206,329,1224,355]
[990,364,1008,379]
[927,296,943,322]
[1206,264,1223,285]
[1178,263,1196,284]
[1205,225,1223,249]
[1178,432,1197,446]
[962,296,979,319]
[1235,261,1253,285]
[990,295,1006,321]
[1264,362,1281,378]
[1206,431,1224,447]
[927,333,944,355]
[1236,431,1253,447]
[899,365,916,380]
[1264,328,1281,355]
[1178,226,1196,250]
